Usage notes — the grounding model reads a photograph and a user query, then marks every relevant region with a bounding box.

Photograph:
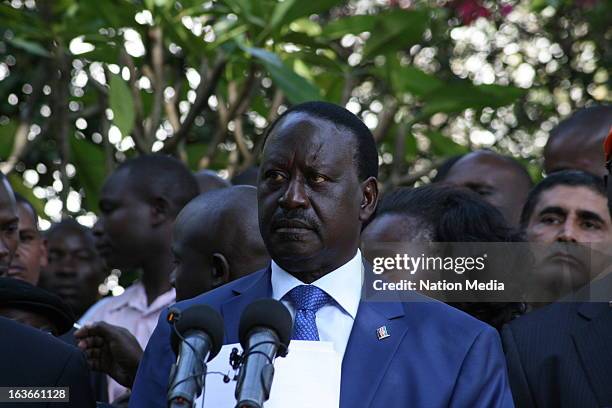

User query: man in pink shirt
[80,154,199,403]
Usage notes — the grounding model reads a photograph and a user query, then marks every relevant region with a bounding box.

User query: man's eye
[582,221,601,230]
[266,171,285,183]
[310,174,327,184]
[472,188,493,197]
[541,216,561,225]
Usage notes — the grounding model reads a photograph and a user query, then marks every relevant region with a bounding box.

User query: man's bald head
[172,186,269,301]
[0,174,19,277]
[544,105,612,177]
[193,169,231,194]
[438,150,533,226]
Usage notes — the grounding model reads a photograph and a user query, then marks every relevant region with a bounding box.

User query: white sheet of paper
[195,340,341,408]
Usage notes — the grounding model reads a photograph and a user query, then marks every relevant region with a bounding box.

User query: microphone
[234,299,293,408]
[167,305,224,408]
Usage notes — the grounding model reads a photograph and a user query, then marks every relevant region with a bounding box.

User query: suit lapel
[220,267,273,344]
[572,302,612,406]
[340,300,408,408]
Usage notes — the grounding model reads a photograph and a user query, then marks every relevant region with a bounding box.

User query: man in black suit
[502,128,612,407]
[0,316,95,408]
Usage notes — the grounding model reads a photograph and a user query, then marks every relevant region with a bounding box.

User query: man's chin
[271,249,323,273]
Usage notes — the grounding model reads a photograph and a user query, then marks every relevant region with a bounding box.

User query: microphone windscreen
[170,304,224,360]
[238,299,292,350]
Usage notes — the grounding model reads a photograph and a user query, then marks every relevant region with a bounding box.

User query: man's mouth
[273,219,313,232]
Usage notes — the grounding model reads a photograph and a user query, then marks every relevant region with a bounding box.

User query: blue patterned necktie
[286,285,331,341]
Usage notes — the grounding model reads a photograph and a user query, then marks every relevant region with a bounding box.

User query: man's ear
[211,253,230,289]
[359,176,379,223]
[150,196,171,227]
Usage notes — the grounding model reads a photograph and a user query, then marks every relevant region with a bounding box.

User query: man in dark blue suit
[130,101,513,407]
[502,127,612,408]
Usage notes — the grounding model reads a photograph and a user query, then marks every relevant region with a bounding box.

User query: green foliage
[0,0,606,222]
[108,73,135,137]
[69,137,107,212]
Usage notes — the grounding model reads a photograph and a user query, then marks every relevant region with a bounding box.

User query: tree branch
[162,56,227,153]
[197,68,257,169]
[120,48,147,148]
[0,67,47,174]
[373,100,398,143]
[393,157,447,186]
[145,26,164,144]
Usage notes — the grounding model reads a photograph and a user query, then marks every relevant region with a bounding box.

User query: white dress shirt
[271,249,363,362]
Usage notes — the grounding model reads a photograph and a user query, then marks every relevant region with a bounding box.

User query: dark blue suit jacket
[130,267,514,407]
[502,274,612,408]
[0,317,95,408]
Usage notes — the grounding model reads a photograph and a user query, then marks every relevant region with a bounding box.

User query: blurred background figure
[362,185,526,330]
[520,170,612,304]
[544,105,612,177]
[86,154,198,403]
[0,174,19,280]
[193,169,231,194]
[38,218,107,321]
[171,185,269,301]
[6,193,46,285]
[435,149,533,227]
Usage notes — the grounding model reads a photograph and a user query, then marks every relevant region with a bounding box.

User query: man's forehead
[101,168,134,197]
[536,186,608,214]
[266,112,353,151]
[0,177,17,208]
[16,203,36,227]
[49,229,92,250]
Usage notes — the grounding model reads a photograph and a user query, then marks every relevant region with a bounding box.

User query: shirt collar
[271,249,363,319]
[108,282,176,315]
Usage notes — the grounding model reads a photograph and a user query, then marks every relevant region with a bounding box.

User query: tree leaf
[422,82,525,116]
[363,9,428,60]
[108,73,135,137]
[69,137,107,212]
[427,131,469,156]
[0,121,17,160]
[271,0,344,29]
[7,38,51,58]
[321,14,377,39]
[387,64,444,96]
[243,46,321,103]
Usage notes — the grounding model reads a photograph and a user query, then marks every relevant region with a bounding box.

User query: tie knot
[287,285,331,312]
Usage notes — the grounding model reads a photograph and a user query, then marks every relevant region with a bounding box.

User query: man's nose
[278,176,308,209]
[0,238,10,259]
[556,221,578,243]
[169,268,177,287]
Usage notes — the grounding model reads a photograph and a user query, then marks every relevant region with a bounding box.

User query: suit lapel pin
[376,326,390,340]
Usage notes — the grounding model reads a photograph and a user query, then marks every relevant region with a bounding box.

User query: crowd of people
[0,101,611,408]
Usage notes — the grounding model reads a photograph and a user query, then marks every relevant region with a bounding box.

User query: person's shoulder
[506,300,576,335]
[399,292,492,336]
[0,317,85,374]
[175,268,269,311]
